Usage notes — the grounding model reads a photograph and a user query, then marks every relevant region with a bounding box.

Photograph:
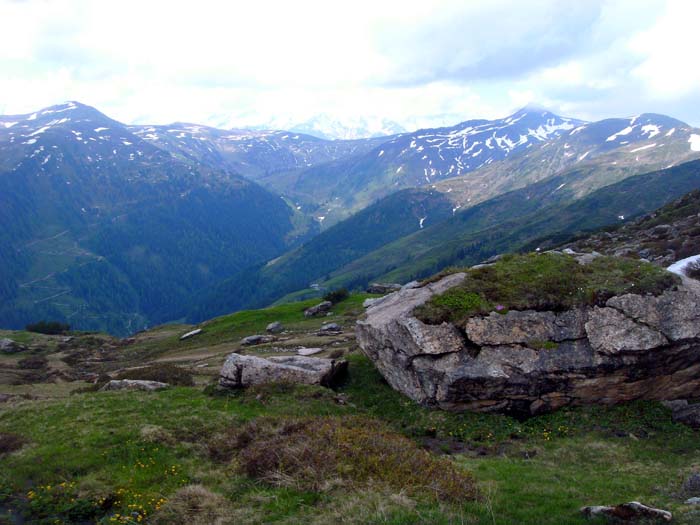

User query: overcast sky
[1,0,698,130]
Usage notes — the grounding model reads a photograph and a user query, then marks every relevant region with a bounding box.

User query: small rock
[685,497,700,505]
[266,321,284,334]
[304,301,333,318]
[581,502,672,522]
[683,472,700,496]
[0,338,24,354]
[297,347,323,356]
[241,335,276,346]
[401,281,421,290]
[319,323,341,333]
[363,298,380,308]
[100,380,169,392]
[180,328,202,340]
[575,251,602,265]
[366,283,402,294]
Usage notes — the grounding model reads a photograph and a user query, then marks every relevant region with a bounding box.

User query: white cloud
[0,0,698,129]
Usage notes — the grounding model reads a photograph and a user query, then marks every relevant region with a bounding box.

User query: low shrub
[211,416,477,502]
[17,355,48,370]
[25,320,70,335]
[684,260,700,280]
[323,288,349,304]
[116,364,194,386]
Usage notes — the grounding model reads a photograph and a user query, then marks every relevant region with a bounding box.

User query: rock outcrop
[304,301,333,317]
[219,354,347,388]
[356,273,700,416]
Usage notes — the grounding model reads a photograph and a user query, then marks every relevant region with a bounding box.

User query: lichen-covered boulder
[356,270,700,416]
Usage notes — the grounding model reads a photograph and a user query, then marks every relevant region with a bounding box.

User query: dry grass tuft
[210,416,477,502]
[149,484,234,525]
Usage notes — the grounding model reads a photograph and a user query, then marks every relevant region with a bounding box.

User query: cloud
[0,0,698,128]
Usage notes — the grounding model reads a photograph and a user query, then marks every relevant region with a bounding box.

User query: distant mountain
[283,108,700,224]
[285,115,407,140]
[0,102,307,335]
[127,122,386,181]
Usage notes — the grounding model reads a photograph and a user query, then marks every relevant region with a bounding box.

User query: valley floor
[1,295,699,524]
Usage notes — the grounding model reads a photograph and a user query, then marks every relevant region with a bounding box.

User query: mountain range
[1,101,699,334]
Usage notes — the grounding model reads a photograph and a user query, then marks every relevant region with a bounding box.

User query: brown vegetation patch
[115,363,194,386]
[209,416,477,502]
[0,431,27,455]
[149,484,233,525]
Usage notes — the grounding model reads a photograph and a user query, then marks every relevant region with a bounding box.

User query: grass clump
[116,364,194,386]
[416,252,679,324]
[213,416,477,502]
[684,259,700,280]
[150,484,233,525]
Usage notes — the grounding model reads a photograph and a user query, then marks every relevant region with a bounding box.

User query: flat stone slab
[297,347,323,356]
[220,353,347,388]
[100,380,169,392]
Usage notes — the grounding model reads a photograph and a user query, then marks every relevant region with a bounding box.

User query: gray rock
[100,380,169,392]
[241,334,276,346]
[0,338,24,354]
[580,502,671,522]
[219,353,347,388]
[357,272,700,415]
[682,472,700,495]
[363,298,380,308]
[319,323,341,333]
[304,301,333,318]
[575,251,602,265]
[297,347,323,356]
[266,321,284,334]
[685,497,700,505]
[366,283,402,294]
[180,328,202,340]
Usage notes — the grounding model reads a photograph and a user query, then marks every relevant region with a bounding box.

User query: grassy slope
[1,355,699,524]
[323,158,700,289]
[1,295,700,524]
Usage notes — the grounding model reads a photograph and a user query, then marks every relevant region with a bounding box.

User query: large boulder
[219,354,347,388]
[356,273,700,416]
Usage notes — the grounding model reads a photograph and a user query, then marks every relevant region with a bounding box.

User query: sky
[1,0,699,132]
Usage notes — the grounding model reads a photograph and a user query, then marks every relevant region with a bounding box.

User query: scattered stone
[319,322,341,333]
[180,328,202,340]
[266,321,284,334]
[580,502,672,522]
[297,347,323,356]
[0,338,24,354]
[575,251,602,265]
[366,283,402,294]
[304,301,333,318]
[100,380,169,392]
[357,272,700,416]
[682,472,700,496]
[685,497,700,505]
[241,334,276,346]
[662,400,700,429]
[219,353,347,388]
